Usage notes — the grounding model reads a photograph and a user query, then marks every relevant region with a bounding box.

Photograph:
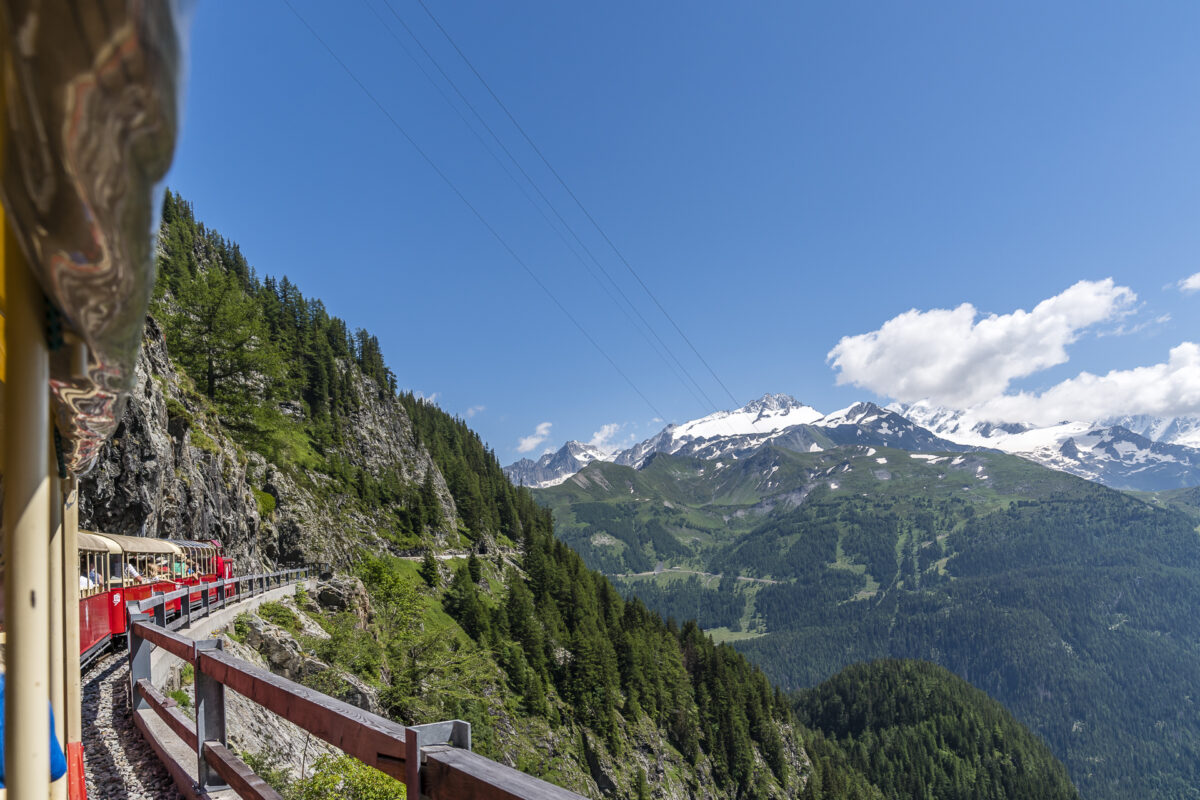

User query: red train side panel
[79,593,113,660]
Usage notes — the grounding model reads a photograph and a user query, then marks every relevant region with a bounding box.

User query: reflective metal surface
[1,0,188,473]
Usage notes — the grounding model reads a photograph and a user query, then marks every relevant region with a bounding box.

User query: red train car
[76,533,234,666]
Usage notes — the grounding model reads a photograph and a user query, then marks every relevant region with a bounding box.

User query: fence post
[195,638,228,792]
[152,591,166,628]
[406,727,420,800]
[128,612,151,712]
[216,579,226,609]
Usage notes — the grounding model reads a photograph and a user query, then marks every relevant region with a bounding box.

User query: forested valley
[538,442,1200,798]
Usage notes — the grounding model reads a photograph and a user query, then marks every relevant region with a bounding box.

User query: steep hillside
[537,445,1200,798]
[797,660,1079,800]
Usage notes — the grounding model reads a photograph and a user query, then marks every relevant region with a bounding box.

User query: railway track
[82,649,183,800]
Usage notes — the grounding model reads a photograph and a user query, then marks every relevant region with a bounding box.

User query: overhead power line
[280,0,666,421]
[415,0,743,411]
[361,0,716,417]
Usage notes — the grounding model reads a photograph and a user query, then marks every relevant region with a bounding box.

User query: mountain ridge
[508,393,1200,491]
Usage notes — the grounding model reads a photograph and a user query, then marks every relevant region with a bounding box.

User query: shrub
[254,487,277,517]
[287,754,405,799]
[191,429,220,455]
[168,688,191,709]
[259,601,301,635]
[229,613,253,643]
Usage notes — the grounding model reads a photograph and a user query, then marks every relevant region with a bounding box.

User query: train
[76,534,235,668]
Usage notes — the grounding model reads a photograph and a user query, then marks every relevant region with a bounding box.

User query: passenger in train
[78,573,94,591]
[89,566,102,586]
[124,561,142,581]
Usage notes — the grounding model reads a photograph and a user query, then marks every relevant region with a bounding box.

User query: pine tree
[165,263,285,432]
[419,551,440,588]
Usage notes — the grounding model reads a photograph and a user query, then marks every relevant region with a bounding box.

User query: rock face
[79,316,459,569]
[220,634,341,781]
[232,599,382,715]
[314,575,373,628]
[237,614,326,683]
[80,316,270,564]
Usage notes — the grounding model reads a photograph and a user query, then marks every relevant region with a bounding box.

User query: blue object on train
[0,673,69,787]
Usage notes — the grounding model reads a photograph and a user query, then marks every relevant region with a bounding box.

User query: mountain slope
[536,444,1200,799]
[507,441,612,488]
[797,660,1079,800]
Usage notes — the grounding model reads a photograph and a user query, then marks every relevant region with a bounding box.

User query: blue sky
[167,1,1200,461]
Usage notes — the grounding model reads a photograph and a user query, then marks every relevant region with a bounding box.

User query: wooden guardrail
[127,572,587,799]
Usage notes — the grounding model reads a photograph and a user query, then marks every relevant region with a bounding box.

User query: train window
[79,553,95,596]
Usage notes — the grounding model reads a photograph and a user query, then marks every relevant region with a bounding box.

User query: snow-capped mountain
[1097,415,1200,450]
[506,394,1200,491]
[613,394,824,468]
[505,394,967,488]
[816,402,975,453]
[504,441,611,488]
[891,402,1200,490]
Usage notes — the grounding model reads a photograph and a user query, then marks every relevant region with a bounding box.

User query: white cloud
[588,423,621,449]
[827,279,1136,407]
[1179,272,1200,293]
[464,405,486,419]
[973,342,1200,424]
[1098,313,1171,338]
[414,391,440,403]
[517,422,553,454]
[587,422,635,454]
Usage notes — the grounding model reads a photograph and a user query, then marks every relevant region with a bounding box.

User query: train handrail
[130,568,310,614]
[126,572,587,799]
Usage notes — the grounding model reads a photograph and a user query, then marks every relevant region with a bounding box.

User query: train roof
[78,532,121,554]
[167,540,218,550]
[87,532,183,556]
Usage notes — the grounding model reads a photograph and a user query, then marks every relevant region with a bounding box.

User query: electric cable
[374,0,726,419]
[280,0,667,422]
[416,0,743,410]
[361,0,713,417]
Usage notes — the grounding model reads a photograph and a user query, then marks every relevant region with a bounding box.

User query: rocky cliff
[79,316,458,570]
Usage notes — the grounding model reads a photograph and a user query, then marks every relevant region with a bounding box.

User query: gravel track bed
[82,648,183,800]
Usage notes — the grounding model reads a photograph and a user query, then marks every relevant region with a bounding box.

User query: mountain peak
[741,393,806,415]
[821,401,887,427]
